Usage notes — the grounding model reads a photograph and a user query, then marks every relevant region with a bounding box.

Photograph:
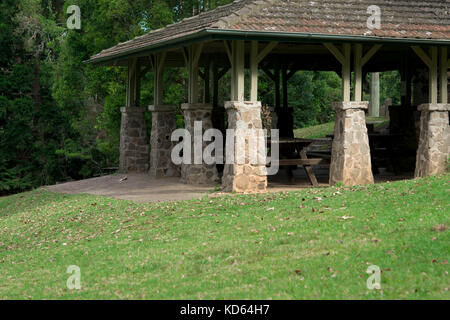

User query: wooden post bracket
[411,45,439,104]
[323,43,382,102]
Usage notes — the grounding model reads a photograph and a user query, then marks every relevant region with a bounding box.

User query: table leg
[281,144,294,183]
[300,149,319,187]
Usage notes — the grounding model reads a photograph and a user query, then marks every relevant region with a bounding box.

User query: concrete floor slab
[46,167,413,203]
[46,174,215,203]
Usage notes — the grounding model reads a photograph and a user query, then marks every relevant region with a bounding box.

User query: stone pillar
[181,103,219,185]
[119,107,149,173]
[222,101,267,193]
[415,103,450,177]
[148,105,180,178]
[329,101,374,186]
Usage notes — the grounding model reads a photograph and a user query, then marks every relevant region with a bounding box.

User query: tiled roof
[88,0,255,63]
[88,0,450,64]
[231,0,450,39]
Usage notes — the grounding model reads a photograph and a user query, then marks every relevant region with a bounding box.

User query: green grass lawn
[0,174,448,299]
[294,117,388,139]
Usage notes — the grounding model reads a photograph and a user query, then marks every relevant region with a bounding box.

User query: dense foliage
[0,0,398,194]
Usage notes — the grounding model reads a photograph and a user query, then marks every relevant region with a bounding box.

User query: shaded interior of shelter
[98,35,448,188]
[248,109,418,188]
[144,41,439,186]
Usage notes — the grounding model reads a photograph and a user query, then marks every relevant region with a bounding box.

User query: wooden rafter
[411,45,439,104]
[217,66,230,80]
[361,44,382,66]
[440,47,448,104]
[223,40,232,65]
[354,44,363,101]
[231,40,245,101]
[342,44,351,102]
[152,52,167,106]
[256,42,278,64]
[323,43,345,65]
[411,46,432,68]
[126,58,138,107]
[324,43,381,102]
[286,67,299,81]
[184,44,203,103]
[429,46,438,104]
[323,43,351,101]
[261,65,275,82]
[248,41,279,101]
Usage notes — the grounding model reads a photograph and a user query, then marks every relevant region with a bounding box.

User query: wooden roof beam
[256,42,278,64]
[361,44,382,66]
[411,46,432,68]
[323,43,345,65]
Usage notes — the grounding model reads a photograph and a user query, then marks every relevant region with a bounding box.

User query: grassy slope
[0,174,448,299]
[294,117,389,139]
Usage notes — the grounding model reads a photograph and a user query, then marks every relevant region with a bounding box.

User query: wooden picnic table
[266,138,329,186]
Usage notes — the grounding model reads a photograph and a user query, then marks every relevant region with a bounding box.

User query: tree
[0,0,37,192]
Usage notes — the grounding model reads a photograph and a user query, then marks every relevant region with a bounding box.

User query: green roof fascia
[86,28,450,65]
[207,29,450,46]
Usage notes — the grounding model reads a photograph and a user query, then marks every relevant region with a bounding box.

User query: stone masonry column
[222,101,267,193]
[148,105,180,178]
[329,101,374,186]
[119,107,149,173]
[181,103,219,185]
[415,103,450,177]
